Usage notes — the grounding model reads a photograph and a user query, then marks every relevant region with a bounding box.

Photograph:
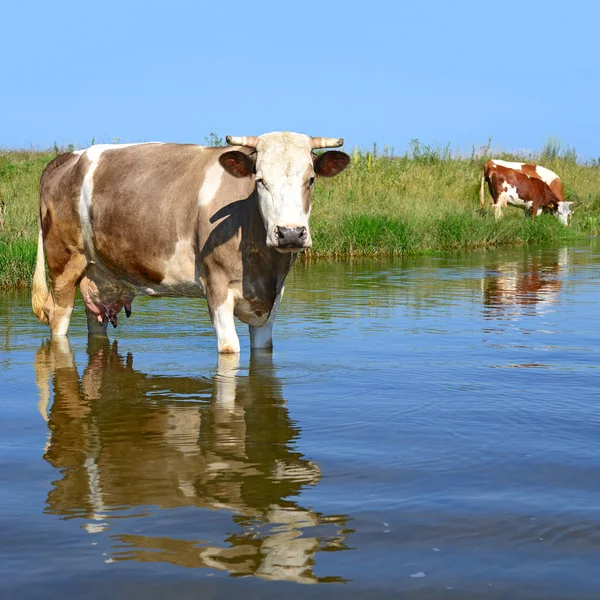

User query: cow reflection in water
[482,249,567,319]
[36,338,350,583]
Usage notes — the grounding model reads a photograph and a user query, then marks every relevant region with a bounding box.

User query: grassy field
[1,140,599,288]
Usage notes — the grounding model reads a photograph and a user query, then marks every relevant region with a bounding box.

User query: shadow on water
[34,337,352,583]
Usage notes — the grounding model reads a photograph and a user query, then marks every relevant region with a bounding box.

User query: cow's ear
[313,151,350,177]
[219,151,256,178]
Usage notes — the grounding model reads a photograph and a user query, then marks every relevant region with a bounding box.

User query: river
[1,242,599,599]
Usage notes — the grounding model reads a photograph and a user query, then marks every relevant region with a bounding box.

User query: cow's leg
[86,310,109,336]
[249,321,274,350]
[249,287,284,350]
[47,254,87,336]
[208,288,240,354]
[494,202,503,220]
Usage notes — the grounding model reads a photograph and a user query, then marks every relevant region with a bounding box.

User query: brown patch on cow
[313,151,350,178]
[90,144,212,285]
[528,179,562,214]
[521,164,538,178]
[39,152,88,279]
[518,163,565,202]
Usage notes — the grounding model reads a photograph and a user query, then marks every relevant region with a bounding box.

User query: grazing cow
[32,132,350,353]
[480,159,573,225]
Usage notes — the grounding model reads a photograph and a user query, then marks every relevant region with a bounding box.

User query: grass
[1,139,600,288]
[0,150,54,288]
[307,139,600,258]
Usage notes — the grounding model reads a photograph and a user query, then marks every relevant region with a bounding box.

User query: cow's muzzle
[274,225,309,250]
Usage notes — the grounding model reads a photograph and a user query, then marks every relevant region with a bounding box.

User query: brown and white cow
[32,132,350,353]
[480,159,573,225]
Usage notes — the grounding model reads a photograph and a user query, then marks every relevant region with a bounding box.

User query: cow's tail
[479,171,486,208]
[32,218,49,324]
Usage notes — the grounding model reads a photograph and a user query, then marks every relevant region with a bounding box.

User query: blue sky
[2,1,598,158]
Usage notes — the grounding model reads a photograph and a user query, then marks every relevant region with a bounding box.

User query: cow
[480,159,573,225]
[32,132,350,353]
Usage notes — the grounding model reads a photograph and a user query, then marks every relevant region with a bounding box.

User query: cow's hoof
[219,344,240,354]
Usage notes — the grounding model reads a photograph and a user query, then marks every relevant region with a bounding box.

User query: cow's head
[219,132,350,252]
[555,201,574,226]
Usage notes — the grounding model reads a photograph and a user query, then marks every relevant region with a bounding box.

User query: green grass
[0,150,54,288]
[307,139,600,258]
[1,140,600,288]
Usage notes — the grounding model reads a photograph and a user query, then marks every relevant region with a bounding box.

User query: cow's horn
[226,136,259,147]
[310,137,344,149]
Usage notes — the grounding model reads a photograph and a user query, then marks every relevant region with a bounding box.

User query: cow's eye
[308,176,315,187]
[255,177,265,186]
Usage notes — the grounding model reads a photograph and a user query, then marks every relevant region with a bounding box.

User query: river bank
[1,142,599,288]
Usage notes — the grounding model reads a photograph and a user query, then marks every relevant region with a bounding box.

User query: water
[1,242,600,599]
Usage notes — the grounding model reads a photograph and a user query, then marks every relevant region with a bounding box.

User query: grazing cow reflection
[35,338,350,583]
[482,249,567,319]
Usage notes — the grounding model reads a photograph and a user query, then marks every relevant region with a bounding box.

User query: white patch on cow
[79,148,102,262]
[493,159,524,170]
[254,132,314,249]
[198,160,224,207]
[535,165,559,186]
[79,143,162,262]
[52,310,74,336]
[213,289,240,354]
[161,239,196,286]
[499,182,528,209]
[249,286,284,349]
